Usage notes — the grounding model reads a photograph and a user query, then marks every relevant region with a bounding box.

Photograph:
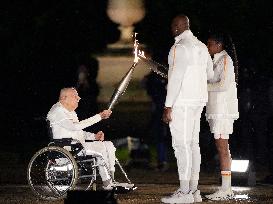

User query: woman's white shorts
[208,119,234,139]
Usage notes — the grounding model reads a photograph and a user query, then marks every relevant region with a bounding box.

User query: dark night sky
[1,0,273,153]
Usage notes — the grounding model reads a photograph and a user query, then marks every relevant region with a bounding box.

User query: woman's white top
[206,50,239,120]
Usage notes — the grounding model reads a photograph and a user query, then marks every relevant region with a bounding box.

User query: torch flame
[138,50,146,58]
[133,32,146,63]
[133,33,139,63]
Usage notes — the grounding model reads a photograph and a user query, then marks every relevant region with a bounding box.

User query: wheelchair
[27,122,135,200]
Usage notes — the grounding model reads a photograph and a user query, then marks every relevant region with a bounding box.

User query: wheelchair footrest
[113,182,137,194]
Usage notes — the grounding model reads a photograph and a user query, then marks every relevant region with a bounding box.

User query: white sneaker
[161,189,194,204]
[192,190,202,202]
[205,188,234,200]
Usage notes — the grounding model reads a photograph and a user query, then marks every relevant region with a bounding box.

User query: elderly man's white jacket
[47,102,101,144]
[165,30,214,107]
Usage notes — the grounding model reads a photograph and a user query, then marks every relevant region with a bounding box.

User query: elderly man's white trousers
[169,106,203,181]
[83,141,116,181]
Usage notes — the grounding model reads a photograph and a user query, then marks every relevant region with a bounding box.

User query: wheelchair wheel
[27,146,78,200]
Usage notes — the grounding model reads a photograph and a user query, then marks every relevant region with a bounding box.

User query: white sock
[189,180,198,192]
[221,171,231,190]
[179,180,190,193]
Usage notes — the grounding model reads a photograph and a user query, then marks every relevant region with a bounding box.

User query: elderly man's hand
[95,131,104,141]
[162,107,172,124]
[99,109,112,119]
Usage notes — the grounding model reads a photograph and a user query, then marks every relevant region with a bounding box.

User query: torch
[107,33,169,110]
[107,62,138,110]
[107,34,140,110]
[137,52,168,79]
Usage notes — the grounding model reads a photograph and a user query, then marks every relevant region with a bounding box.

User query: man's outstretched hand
[99,109,112,119]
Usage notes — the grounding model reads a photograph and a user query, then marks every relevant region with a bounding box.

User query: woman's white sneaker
[205,188,234,200]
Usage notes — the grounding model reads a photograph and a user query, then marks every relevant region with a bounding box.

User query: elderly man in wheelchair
[27,87,135,200]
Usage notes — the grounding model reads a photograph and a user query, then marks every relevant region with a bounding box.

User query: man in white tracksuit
[162,15,214,204]
[47,87,116,190]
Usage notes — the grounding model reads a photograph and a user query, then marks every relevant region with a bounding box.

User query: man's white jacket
[47,102,101,144]
[165,30,214,107]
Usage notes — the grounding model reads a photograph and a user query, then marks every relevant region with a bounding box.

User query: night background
[1,0,273,185]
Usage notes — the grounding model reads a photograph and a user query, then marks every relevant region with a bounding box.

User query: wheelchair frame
[27,139,99,200]
[27,121,134,200]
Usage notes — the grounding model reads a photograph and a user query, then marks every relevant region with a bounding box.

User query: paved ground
[1,169,273,204]
[2,183,273,204]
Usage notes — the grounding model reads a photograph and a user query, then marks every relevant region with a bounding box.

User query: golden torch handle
[108,62,138,110]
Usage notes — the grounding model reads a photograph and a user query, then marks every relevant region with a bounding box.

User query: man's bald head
[59,88,75,101]
[171,14,190,37]
[59,87,81,111]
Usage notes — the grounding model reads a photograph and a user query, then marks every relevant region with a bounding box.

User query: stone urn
[107,0,145,48]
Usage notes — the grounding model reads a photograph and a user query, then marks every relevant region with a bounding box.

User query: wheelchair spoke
[27,146,78,200]
[28,145,103,199]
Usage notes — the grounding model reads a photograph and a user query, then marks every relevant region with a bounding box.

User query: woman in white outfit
[205,33,239,200]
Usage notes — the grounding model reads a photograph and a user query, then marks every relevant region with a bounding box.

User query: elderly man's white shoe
[102,181,116,191]
[102,183,114,190]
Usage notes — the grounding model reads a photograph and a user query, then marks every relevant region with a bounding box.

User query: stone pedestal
[96,53,150,103]
[97,0,148,104]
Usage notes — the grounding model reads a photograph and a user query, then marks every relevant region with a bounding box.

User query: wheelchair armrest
[51,138,73,146]
[50,138,84,156]
[85,140,97,142]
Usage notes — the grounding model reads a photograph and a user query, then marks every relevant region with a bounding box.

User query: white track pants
[83,141,116,181]
[169,106,203,181]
